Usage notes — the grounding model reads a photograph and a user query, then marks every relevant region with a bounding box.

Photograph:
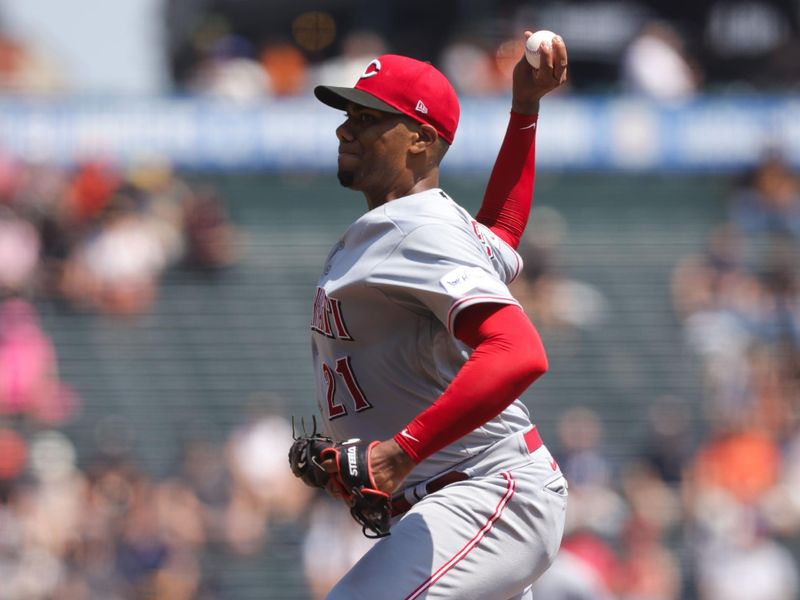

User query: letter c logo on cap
[360,58,381,79]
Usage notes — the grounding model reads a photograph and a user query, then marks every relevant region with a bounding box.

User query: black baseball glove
[288,418,335,488]
[320,439,391,538]
[288,419,391,538]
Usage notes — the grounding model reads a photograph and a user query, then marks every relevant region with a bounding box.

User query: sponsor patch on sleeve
[440,266,489,296]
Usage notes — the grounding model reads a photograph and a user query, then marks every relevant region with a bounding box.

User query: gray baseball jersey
[310,187,533,486]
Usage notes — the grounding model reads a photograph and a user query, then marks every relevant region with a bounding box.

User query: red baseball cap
[314,54,460,144]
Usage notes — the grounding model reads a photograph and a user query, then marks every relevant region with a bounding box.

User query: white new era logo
[415,100,428,114]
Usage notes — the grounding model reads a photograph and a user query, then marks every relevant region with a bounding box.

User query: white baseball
[525,30,558,69]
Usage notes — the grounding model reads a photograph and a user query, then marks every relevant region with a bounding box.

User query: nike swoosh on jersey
[519,122,537,131]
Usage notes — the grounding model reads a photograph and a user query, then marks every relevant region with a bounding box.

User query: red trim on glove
[320,446,352,501]
[365,440,382,490]
[476,112,538,250]
[394,303,547,463]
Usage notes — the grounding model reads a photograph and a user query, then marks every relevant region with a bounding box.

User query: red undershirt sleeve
[393,303,548,463]
[475,112,538,250]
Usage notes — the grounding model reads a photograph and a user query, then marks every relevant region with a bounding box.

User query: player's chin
[337,169,356,188]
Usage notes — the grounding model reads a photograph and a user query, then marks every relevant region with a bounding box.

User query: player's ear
[408,123,439,155]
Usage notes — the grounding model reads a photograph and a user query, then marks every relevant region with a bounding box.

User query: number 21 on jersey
[322,356,372,419]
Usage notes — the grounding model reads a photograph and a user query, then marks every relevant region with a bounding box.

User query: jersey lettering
[321,355,372,419]
[335,356,372,411]
[311,287,333,337]
[328,297,354,340]
[311,287,354,340]
[471,220,494,259]
[322,363,346,419]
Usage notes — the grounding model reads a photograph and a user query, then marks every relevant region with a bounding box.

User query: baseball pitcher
[290,31,569,600]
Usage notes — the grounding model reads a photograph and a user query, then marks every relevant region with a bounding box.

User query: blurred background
[0,1,798,599]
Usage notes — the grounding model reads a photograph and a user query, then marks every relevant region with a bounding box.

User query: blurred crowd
[0,1,798,101]
[2,159,797,600]
[0,156,242,317]
[511,205,610,332]
[667,154,800,600]
[486,158,799,599]
[0,154,249,598]
[163,0,799,101]
[167,19,703,103]
[0,412,314,599]
[518,155,800,600]
[1,158,798,600]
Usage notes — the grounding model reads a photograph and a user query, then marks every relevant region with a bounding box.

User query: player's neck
[364,170,440,211]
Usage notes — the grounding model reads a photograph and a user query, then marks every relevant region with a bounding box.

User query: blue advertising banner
[0,96,797,171]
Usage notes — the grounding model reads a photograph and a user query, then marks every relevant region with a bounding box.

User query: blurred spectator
[556,407,626,538]
[512,208,608,332]
[0,206,40,295]
[440,37,502,95]
[729,155,800,241]
[617,521,682,600]
[621,461,682,536]
[114,478,176,596]
[0,299,76,424]
[189,34,271,101]
[694,501,799,600]
[63,161,120,226]
[60,198,168,316]
[621,21,701,100]
[25,432,85,568]
[761,426,800,535]
[671,224,745,320]
[641,396,694,485]
[0,31,62,94]
[12,164,71,297]
[312,31,388,88]
[259,43,308,96]
[532,531,620,600]
[125,162,187,267]
[0,432,83,599]
[762,38,800,86]
[225,412,311,538]
[182,187,243,270]
[0,427,27,482]
[617,463,683,600]
[180,438,230,520]
[302,492,376,600]
[494,36,530,87]
[704,0,795,86]
[0,152,22,203]
[690,428,780,506]
[557,406,611,487]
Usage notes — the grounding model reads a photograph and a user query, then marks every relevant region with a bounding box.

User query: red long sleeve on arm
[393,303,548,463]
[476,112,538,249]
